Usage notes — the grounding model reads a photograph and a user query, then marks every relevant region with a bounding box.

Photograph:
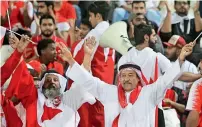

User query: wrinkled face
[37,2,48,16]
[43,74,61,99]
[175,1,190,16]
[40,19,55,38]
[165,46,178,61]
[120,69,140,92]
[132,2,146,15]
[42,43,57,62]
[132,15,146,26]
[80,24,91,39]
[89,12,98,28]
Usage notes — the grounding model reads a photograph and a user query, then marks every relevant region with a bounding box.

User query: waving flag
[0,1,8,18]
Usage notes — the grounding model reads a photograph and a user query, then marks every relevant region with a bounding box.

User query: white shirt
[172,60,198,90]
[66,59,183,127]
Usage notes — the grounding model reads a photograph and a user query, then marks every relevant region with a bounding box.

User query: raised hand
[56,42,73,63]
[179,42,195,61]
[84,36,96,56]
[9,34,19,49]
[193,1,199,13]
[165,1,171,13]
[16,35,30,53]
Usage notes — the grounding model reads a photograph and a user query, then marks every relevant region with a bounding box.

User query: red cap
[164,35,186,48]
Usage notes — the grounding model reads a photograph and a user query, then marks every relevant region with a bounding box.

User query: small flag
[0,1,8,18]
[0,26,7,47]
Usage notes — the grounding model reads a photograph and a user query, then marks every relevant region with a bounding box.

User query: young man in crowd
[132,1,159,32]
[31,1,69,42]
[69,1,115,126]
[25,14,66,62]
[32,39,64,75]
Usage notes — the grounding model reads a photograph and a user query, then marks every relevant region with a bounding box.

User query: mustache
[123,81,132,84]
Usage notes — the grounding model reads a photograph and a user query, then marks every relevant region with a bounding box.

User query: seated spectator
[164,35,199,90]
[132,1,159,32]
[112,0,132,23]
[25,14,66,62]
[33,39,64,75]
[31,1,69,42]
[160,1,202,44]
[128,14,164,54]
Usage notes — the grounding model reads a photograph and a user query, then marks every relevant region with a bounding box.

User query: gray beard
[43,88,61,99]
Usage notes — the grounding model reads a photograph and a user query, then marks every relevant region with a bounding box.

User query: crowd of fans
[1,1,202,127]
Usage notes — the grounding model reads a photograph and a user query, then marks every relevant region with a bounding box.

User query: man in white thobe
[57,39,195,127]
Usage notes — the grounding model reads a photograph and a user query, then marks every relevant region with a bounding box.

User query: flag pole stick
[6,28,36,44]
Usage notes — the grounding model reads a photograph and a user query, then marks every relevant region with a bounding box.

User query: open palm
[84,36,96,56]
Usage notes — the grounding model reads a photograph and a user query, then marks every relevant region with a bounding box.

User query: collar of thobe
[118,83,142,109]
[172,13,194,34]
[73,21,110,61]
[112,82,142,127]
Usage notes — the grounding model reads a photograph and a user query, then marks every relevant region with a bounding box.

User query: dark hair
[134,24,153,45]
[37,39,55,56]
[41,69,59,80]
[174,0,190,6]
[81,18,92,30]
[132,1,146,7]
[39,14,55,25]
[37,1,54,9]
[88,1,110,21]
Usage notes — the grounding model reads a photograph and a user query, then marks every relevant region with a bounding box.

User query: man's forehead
[45,74,59,79]
[121,68,137,74]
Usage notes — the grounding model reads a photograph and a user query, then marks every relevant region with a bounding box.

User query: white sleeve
[190,63,199,74]
[62,83,96,111]
[146,59,183,105]
[66,62,117,103]
[157,53,172,74]
[56,22,70,32]
[30,21,37,35]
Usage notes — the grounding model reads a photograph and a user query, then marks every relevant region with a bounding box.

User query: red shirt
[24,35,66,60]
[28,59,64,75]
[55,2,76,21]
[3,8,24,29]
[1,50,23,127]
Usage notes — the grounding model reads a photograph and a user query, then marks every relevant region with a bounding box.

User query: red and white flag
[0,1,8,18]
[0,26,7,47]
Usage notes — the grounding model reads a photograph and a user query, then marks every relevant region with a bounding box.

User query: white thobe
[66,59,184,127]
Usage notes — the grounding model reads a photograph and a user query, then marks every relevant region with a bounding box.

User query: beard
[43,85,61,99]
[149,40,156,51]
[166,53,178,62]
[176,8,188,16]
[41,30,54,38]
